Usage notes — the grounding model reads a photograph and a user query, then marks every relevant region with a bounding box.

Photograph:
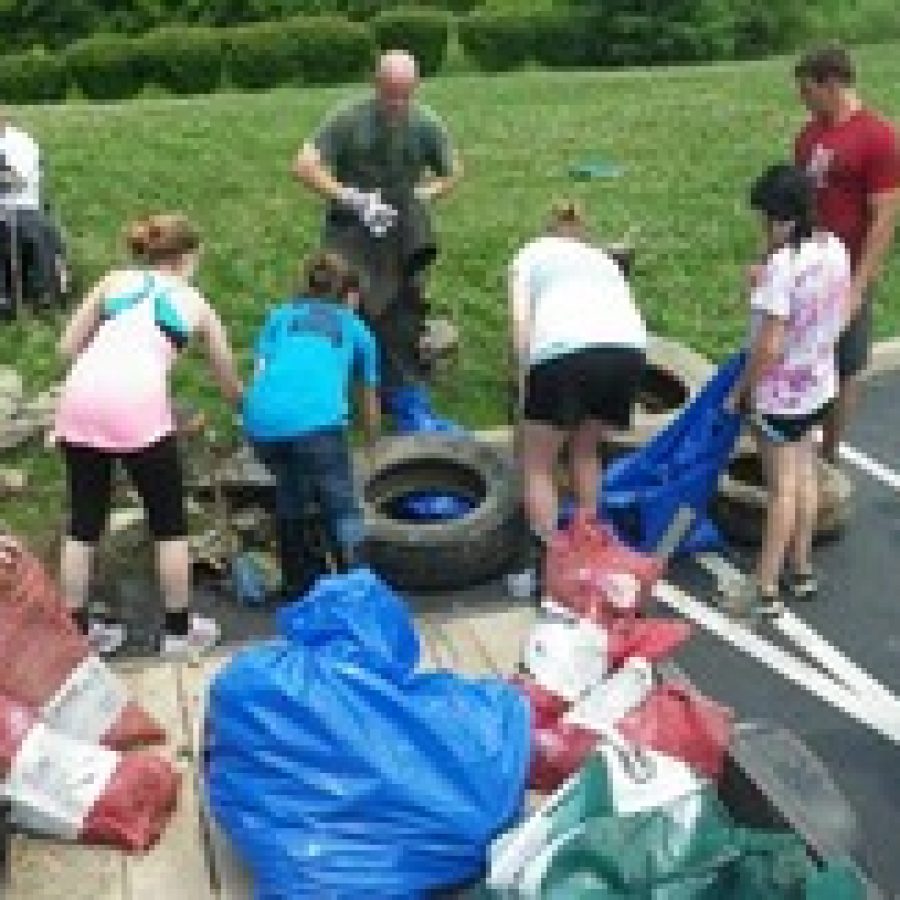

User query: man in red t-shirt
[794,43,900,462]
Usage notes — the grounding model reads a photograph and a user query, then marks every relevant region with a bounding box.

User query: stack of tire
[360,336,713,591]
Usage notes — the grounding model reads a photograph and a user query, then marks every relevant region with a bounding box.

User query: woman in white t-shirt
[509,201,647,570]
[730,164,850,615]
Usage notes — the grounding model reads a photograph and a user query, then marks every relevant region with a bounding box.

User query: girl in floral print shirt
[731,164,850,616]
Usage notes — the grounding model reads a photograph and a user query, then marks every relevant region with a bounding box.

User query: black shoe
[275,516,323,601]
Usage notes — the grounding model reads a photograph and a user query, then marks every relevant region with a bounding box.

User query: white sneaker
[159,614,220,659]
[87,621,127,657]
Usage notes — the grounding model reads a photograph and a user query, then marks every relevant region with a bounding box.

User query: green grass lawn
[2,44,899,543]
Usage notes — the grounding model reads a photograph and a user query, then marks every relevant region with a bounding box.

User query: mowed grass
[1,44,899,542]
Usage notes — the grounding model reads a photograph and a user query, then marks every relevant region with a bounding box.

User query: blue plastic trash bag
[385,385,466,435]
[599,351,746,557]
[388,489,476,522]
[205,569,530,900]
[384,386,475,520]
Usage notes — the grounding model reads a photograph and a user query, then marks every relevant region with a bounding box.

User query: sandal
[788,570,819,602]
[719,577,784,620]
[756,587,786,618]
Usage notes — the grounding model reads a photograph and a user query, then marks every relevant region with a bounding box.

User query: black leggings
[63,435,187,543]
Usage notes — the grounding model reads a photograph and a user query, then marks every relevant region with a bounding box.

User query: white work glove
[338,186,397,237]
[338,185,371,216]
[413,183,435,203]
[362,197,397,237]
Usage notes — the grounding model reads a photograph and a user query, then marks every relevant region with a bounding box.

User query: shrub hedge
[460,2,805,72]
[0,17,374,103]
[0,2,827,104]
[0,50,69,104]
[226,17,373,91]
[0,0,481,54]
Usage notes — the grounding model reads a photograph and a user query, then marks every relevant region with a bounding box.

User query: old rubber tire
[714,453,853,546]
[361,433,525,591]
[606,334,713,454]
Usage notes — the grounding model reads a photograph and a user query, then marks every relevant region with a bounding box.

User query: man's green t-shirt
[313,95,453,201]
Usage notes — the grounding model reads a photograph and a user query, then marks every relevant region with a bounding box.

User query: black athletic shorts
[837,294,872,380]
[62,434,186,543]
[755,401,834,445]
[524,346,645,431]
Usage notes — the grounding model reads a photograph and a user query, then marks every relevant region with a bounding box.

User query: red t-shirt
[795,109,900,267]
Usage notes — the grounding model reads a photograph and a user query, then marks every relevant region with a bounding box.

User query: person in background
[54,214,243,656]
[793,43,900,463]
[729,164,850,616]
[0,106,67,308]
[293,50,462,398]
[243,251,380,600]
[509,201,648,596]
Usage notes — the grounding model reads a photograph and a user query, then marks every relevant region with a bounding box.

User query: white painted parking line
[840,443,900,492]
[653,579,900,747]
[697,553,900,716]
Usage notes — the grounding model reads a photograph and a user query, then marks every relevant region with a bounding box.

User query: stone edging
[863,338,900,380]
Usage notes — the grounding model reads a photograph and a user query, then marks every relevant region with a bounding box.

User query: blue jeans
[253,428,364,555]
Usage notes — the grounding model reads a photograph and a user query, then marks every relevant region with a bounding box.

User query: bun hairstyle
[548,199,589,240]
[303,250,357,301]
[749,164,815,249]
[126,214,200,265]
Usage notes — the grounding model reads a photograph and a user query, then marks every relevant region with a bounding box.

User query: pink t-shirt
[750,233,850,417]
[55,272,193,451]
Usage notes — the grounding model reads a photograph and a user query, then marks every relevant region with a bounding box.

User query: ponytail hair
[125,214,200,265]
[548,199,589,238]
[301,250,357,302]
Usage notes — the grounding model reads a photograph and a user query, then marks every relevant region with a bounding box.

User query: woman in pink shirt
[54,214,242,656]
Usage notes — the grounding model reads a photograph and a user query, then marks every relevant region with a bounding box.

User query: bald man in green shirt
[293,50,462,392]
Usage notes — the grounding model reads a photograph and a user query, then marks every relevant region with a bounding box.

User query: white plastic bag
[523,620,609,702]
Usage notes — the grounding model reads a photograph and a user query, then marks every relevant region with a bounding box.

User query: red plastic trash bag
[510,675,568,730]
[607,619,693,669]
[545,512,664,624]
[0,693,180,851]
[530,720,597,793]
[511,675,595,791]
[618,683,734,781]
[515,674,733,791]
[0,541,166,748]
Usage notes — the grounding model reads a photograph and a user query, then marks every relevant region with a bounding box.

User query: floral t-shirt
[750,233,850,417]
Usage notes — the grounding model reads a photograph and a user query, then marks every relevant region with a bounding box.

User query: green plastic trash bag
[488,746,709,894]
[484,745,868,900]
[535,788,742,899]
[805,861,867,900]
[725,829,813,900]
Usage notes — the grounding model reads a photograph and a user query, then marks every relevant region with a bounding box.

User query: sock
[164,609,189,637]
[71,606,90,635]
